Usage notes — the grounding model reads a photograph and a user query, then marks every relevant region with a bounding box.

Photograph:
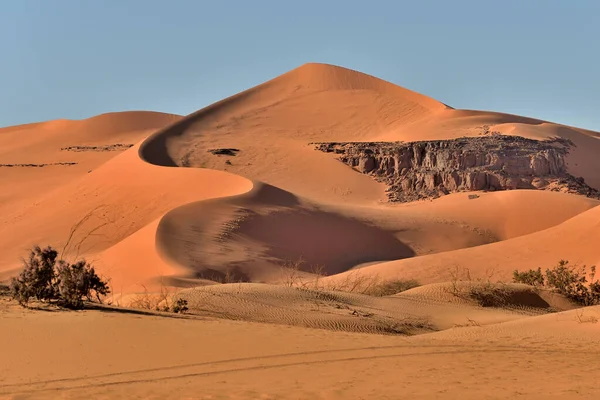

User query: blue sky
[1,0,599,131]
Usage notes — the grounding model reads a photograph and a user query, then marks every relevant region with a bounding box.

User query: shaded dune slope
[153,188,598,286]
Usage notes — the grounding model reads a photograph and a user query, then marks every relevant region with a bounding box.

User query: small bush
[512,267,544,287]
[468,282,511,307]
[172,298,189,314]
[129,283,189,314]
[365,279,421,296]
[10,245,110,309]
[56,260,110,309]
[10,246,58,305]
[0,283,9,296]
[513,260,599,306]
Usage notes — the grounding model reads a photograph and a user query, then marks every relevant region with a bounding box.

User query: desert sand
[1,63,599,399]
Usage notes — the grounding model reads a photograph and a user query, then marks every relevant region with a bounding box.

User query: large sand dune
[2,62,600,398]
[2,64,599,290]
[111,64,600,289]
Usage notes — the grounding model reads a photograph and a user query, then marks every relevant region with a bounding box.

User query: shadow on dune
[156,184,416,279]
[232,182,300,207]
[237,208,416,275]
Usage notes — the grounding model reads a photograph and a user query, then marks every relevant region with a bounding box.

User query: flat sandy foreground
[1,63,600,399]
[1,299,599,400]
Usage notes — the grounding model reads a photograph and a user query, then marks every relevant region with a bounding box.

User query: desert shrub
[131,284,171,312]
[513,260,599,306]
[0,283,9,296]
[10,246,59,305]
[468,282,510,307]
[172,298,189,314]
[55,260,110,309]
[365,279,421,296]
[129,283,189,314]
[513,267,544,287]
[10,245,110,309]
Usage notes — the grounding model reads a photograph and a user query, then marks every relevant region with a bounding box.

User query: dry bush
[128,282,188,314]
[363,279,420,297]
[172,298,189,314]
[445,266,512,307]
[0,283,10,296]
[467,281,511,307]
[280,257,326,290]
[513,260,600,306]
[129,284,171,312]
[55,259,110,309]
[377,316,433,335]
[575,309,599,324]
[453,317,481,328]
[325,270,381,294]
[10,246,58,305]
[10,245,110,309]
[280,257,419,297]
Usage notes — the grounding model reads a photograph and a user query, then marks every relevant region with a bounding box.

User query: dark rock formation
[313,136,599,202]
[0,162,78,168]
[208,148,240,156]
[61,144,134,152]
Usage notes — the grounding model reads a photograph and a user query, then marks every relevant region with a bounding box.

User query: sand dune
[0,141,253,287]
[132,64,599,288]
[176,282,565,334]
[0,111,181,219]
[2,62,600,398]
[322,203,600,287]
[2,62,600,291]
[150,187,597,286]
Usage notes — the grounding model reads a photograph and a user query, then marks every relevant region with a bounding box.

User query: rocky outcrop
[313,136,599,202]
[208,148,240,156]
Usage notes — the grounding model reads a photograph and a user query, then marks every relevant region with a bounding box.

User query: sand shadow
[237,208,415,275]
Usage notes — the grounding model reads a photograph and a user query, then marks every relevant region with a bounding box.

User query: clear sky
[2,0,599,131]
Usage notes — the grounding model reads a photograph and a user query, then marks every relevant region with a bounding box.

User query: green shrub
[513,260,599,306]
[512,267,544,287]
[10,245,110,309]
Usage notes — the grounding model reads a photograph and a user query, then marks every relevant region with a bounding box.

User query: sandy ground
[1,299,599,399]
[1,63,600,398]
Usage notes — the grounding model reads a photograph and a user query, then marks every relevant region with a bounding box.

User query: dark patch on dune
[61,144,134,152]
[208,148,240,156]
[0,162,77,168]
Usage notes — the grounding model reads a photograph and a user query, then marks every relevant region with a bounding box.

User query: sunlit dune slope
[0,111,181,217]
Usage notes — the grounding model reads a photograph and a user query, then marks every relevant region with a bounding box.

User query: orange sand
[1,63,599,399]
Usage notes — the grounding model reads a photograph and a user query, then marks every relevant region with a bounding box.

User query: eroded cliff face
[313,136,599,202]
